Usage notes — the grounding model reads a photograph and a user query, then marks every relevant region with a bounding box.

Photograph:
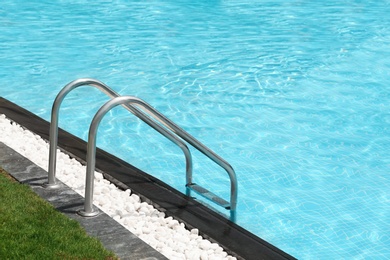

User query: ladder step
[186,183,230,209]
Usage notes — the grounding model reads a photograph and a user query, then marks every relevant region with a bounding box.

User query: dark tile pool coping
[0,97,296,260]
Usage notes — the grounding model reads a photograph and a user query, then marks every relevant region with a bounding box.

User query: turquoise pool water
[1,1,390,259]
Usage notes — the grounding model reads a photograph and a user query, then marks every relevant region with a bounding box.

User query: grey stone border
[0,142,167,260]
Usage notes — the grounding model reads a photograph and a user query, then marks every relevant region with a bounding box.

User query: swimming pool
[1,1,389,259]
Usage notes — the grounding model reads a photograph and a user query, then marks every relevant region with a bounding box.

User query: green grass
[0,168,117,260]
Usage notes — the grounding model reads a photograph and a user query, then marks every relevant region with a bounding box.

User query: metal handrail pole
[78,96,193,216]
[44,78,117,188]
[44,78,193,189]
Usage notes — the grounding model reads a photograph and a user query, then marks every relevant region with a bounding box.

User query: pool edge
[0,97,296,260]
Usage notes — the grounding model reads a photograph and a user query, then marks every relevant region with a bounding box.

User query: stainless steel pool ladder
[44,78,237,222]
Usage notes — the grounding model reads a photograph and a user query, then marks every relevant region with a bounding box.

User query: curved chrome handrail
[44,78,192,190]
[78,96,237,221]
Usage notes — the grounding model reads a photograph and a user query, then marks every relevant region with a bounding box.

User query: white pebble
[191,228,199,235]
[200,240,212,250]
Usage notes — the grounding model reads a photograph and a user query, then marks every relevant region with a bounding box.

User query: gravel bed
[0,114,237,260]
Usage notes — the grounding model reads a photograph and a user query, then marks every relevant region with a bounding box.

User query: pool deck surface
[0,141,167,260]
